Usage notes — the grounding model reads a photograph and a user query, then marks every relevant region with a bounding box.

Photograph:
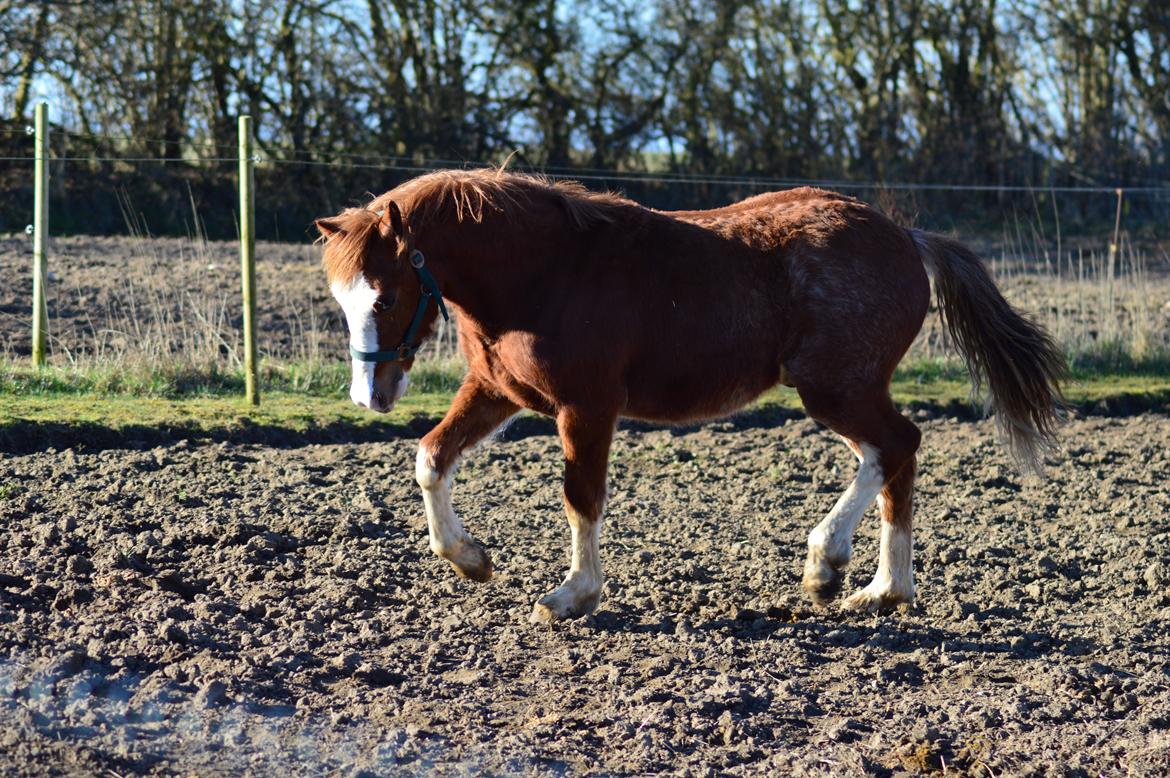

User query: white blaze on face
[331,274,379,408]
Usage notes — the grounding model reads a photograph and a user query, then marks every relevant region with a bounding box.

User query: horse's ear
[378,201,404,240]
[315,218,344,240]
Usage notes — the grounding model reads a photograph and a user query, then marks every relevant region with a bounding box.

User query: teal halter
[349,249,449,363]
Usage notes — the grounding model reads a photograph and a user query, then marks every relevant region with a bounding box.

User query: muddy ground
[2,411,1169,776]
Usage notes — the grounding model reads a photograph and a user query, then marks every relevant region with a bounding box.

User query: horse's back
[660,187,930,391]
[662,186,857,223]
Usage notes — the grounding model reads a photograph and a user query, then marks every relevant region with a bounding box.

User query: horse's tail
[909,229,1066,473]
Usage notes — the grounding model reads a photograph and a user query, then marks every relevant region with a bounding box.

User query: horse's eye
[373,294,394,313]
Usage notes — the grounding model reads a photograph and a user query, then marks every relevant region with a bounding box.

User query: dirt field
[2,410,1169,775]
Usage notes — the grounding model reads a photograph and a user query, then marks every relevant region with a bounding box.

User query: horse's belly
[623,358,780,423]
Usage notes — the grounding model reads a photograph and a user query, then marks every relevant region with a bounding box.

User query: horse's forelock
[321,206,381,285]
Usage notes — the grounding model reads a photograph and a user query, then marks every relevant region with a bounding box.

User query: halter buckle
[410,249,425,269]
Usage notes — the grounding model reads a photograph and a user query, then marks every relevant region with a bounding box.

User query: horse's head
[316,200,447,413]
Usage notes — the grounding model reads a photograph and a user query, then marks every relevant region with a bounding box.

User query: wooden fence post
[31,101,49,367]
[1109,187,1124,269]
[238,115,259,405]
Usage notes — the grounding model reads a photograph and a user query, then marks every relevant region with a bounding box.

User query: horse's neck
[423,218,545,332]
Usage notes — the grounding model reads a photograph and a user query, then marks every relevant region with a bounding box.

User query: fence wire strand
[8,120,1170,188]
[57,156,238,164]
[3,124,1170,195]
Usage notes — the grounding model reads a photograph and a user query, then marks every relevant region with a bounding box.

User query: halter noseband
[349,249,449,363]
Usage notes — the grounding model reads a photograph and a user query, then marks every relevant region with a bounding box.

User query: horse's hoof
[529,602,558,624]
[529,586,600,624]
[841,584,914,613]
[802,557,844,605]
[444,538,493,582]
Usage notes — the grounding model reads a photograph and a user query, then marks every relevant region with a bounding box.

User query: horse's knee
[415,443,446,490]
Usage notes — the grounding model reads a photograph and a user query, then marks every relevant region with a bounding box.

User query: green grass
[0,357,466,398]
[0,391,451,435]
[1,357,1168,445]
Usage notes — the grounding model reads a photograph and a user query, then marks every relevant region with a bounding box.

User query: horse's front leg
[416,379,518,581]
[530,406,616,623]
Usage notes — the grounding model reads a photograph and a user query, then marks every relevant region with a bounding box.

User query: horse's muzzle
[368,390,391,413]
[354,370,408,414]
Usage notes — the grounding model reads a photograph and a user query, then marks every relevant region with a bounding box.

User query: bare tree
[5,0,1169,236]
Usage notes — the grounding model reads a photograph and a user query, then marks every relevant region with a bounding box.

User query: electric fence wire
[55,156,238,163]
[0,154,236,164]
[3,135,1170,195]
[45,127,1170,190]
[41,128,239,152]
[27,125,1170,188]
[256,156,1170,194]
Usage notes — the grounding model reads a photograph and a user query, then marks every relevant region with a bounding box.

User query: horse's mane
[375,167,632,231]
[323,168,632,283]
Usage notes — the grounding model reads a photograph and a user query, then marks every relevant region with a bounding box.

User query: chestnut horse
[316,169,1063,622]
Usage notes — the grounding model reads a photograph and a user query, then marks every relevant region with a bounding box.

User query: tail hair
[911,229,1067,473]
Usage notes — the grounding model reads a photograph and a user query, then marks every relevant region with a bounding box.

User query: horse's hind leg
[416,379,518,582]
[530,406,616,623]
[800,435,885,604]
[842,455,916,612]
[797,388,920,610]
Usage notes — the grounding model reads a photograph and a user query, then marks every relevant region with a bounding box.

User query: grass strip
[2,368,1168,453]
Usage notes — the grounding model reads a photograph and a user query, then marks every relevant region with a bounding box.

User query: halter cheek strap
[349,249,449,363]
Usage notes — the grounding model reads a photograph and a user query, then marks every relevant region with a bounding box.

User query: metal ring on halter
[410,249,425,268]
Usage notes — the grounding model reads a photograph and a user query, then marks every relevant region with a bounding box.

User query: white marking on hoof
[842,520,915,612]
[530,578,602,623]
[841,582,914,612]
[532,508,603,623]
[416,445,492,582]
[802,443,884,604]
